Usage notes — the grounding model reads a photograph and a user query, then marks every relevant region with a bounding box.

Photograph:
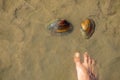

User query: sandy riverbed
[0,0,120,80]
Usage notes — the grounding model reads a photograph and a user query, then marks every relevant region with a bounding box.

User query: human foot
[74,52,97,80]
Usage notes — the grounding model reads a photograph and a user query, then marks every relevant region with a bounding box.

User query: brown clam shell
[80,19,95,39]
[48,19,73,36]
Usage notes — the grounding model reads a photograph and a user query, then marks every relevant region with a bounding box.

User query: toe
[74,52,82,66]
[92,59,95,65]
[88,57,92,71]
[91,59,95,73]
[83,52,90,69]
[83,52,89,64]
[91,59,98,79]
[88,56,92,65]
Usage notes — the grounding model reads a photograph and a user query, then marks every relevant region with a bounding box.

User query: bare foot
[74,52,97,80]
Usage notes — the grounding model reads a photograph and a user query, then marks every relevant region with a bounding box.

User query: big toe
[74,52,82,66]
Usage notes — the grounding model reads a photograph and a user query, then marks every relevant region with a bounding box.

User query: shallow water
[0,0,120,80]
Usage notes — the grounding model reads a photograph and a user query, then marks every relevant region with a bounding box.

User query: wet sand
[0,0,120,80]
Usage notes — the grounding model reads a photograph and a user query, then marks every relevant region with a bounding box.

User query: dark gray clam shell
[48,19,73,36]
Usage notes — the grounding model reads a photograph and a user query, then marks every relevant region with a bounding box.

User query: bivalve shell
[48,19,73,36]
[80,19,95,39]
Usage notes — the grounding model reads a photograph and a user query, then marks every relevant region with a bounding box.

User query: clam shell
[48,19,73,36]
[80,19,95,39]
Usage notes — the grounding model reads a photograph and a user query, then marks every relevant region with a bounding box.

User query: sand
[0,0,120,80]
